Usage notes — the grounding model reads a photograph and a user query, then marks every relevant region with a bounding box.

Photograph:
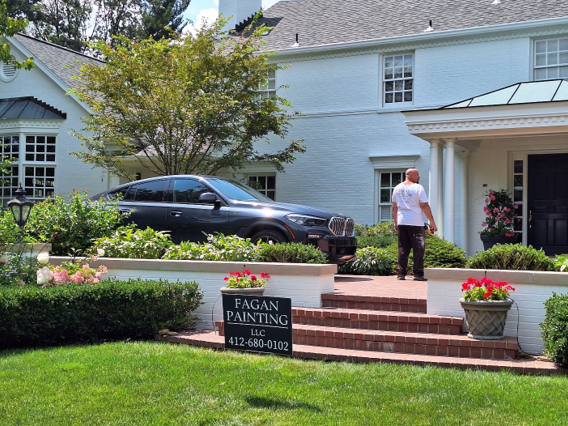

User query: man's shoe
[413,276,427,281]
[397,275,406,280]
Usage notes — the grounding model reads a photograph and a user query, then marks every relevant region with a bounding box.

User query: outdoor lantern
[8,185,34,230]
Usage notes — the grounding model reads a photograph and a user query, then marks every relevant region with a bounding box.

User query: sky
[183,0,281,33]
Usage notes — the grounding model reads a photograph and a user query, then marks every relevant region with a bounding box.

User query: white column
[459,150,470,253]
[429,140,441,232]
[444,139,456,243]
[437,141,444,238]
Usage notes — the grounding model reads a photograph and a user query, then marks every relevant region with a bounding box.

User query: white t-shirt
[391,182,429,226]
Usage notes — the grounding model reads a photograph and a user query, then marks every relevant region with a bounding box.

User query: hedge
[0,278,203,349]
[541,292,568,365]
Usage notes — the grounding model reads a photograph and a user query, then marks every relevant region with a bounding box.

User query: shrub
[339,247,396,275]
[553,254,568,272]
[383,234,467,274]
[0,278,203,349]
[541,292,568,365]
[93,226,174,259]
[466,244,555,270]
[256,242,327,263]
[0,249,40,286]
[0,208,20,245]
[164,234,260,261]
[25,190,126,256]
[355,222,397,248]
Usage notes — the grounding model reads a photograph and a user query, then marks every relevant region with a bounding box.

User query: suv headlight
[285,214,327,227]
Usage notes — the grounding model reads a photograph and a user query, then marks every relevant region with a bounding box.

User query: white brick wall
[426,268,568,354]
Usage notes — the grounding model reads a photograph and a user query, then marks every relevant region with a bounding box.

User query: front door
[528,153,568,255]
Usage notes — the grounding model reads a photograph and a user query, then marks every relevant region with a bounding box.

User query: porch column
[459,150,470,252]
[444,139,456,243]
[429,140,441,233]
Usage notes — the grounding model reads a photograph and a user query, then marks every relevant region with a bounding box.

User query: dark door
[167,178,230,243]
[528,153,568,255]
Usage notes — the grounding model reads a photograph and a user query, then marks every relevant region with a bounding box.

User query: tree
[24,0,191,54]
[0,0,34,69]
[69,17,305,180]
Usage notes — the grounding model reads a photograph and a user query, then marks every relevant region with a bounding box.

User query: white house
[2,1,568,257]
[219,0,568,256]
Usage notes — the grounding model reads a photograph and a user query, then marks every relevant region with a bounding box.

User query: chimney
[219,0,262,32]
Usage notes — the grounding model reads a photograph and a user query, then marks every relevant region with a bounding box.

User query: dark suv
[92,175,357,264]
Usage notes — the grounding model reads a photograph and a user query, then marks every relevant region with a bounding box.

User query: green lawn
[0,341,566,425]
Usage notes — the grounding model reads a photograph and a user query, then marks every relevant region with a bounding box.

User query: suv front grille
[329,217,355,236]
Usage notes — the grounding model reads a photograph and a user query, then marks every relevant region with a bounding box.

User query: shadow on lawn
[245,396,322,412]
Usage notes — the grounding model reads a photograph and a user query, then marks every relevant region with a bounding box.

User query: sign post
[222,294,293,355]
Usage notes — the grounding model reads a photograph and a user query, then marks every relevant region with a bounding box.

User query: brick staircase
[156,278,564,374]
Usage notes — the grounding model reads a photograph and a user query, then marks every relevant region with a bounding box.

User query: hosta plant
[93,226,173,259]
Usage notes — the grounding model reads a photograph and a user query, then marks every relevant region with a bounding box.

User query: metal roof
[0,97,67,119]
[442,79,568,109]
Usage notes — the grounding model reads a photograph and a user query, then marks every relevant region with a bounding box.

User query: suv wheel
[251,229,287,244]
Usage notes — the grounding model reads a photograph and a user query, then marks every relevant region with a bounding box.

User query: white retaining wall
[425,268,568,354]
[50,257,336,330]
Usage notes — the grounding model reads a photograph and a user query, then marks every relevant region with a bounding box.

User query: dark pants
[397,225,426,278]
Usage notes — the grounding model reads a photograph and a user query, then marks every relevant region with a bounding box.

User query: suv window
[124,180,168,202]
[173,179,211,203]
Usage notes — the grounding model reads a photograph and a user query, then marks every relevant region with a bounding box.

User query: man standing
[391,168,438,281]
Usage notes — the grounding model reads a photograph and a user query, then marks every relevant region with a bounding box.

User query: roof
[11,33,102,91]
[0,97,66,119]
[258,0,568,51]
[443,79,568,109]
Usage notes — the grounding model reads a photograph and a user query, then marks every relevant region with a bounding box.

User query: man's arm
[420,202,438,232]
[392,202,399,233]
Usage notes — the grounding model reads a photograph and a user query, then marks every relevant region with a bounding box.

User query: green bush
[382,234,467,274]
[339,247,396,275]
[355,222,398,248]
[553,254,568,272]
[164,234,260,262]
[0,209,20,245]
[0,278,203,349]
[256,242,327,263]
[466,244,555,270]
[0,250,39,286]
[541,292,568,365]
[25,190,126,256]
[93,226,174,259]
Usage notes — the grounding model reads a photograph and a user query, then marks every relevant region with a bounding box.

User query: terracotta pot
[480,234,518,250]
[459,298,513,340]
[220,287,265,296]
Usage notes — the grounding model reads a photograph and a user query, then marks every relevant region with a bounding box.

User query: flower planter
[459,298,513,340]
[220,287,265,296]
[480,234,518,250]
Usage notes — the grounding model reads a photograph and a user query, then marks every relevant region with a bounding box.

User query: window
[124,180,167,202]
[248,175,275,200]
[378,171,404,221]
[534,37,568,80]
[173,179,211,204]
[383,54,413,105]
[260,70,276,99]
[0,134,56,205]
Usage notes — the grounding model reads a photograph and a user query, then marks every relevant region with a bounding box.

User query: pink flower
[53,270,69,285]
[481,222,487,227]
[70,272,85,284]
[493,208,499,213]
[490,195,496,201]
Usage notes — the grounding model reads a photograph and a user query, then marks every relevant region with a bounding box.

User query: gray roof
[11,33,102,91]
[0,96,66,119]
[443,79,568,109]
[258,0,568,50]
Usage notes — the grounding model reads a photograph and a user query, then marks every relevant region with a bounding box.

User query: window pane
[380,188,390,203]
[134,180,167,202]
[514,175,523,186]
[535,68,547,80]
[514,189,523,202]
[385,93,393,103]
[514,160,523,174]
[380,173,390,186]
[173,179,210,203]
[393,173,403,185]
[547,39,558,51]
[535,40,546,53]
[548,67,559,78]
[547,52,558,65]
[404,92,413,102]
[395,92,402,102]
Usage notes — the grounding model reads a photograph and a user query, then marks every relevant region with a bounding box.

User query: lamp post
[8,185,34,240]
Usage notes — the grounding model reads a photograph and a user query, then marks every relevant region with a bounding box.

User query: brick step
[156,330,565,375]
[291,324,517,360]
[292,307,464,335]
[321,293,427,313]
[214,321,517,360]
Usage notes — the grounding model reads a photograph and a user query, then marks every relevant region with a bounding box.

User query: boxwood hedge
[0,278,203,349]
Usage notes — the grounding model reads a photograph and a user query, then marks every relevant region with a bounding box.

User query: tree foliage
[0,0,34,69]
[69,17,305,179]
[23,0,190,53]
